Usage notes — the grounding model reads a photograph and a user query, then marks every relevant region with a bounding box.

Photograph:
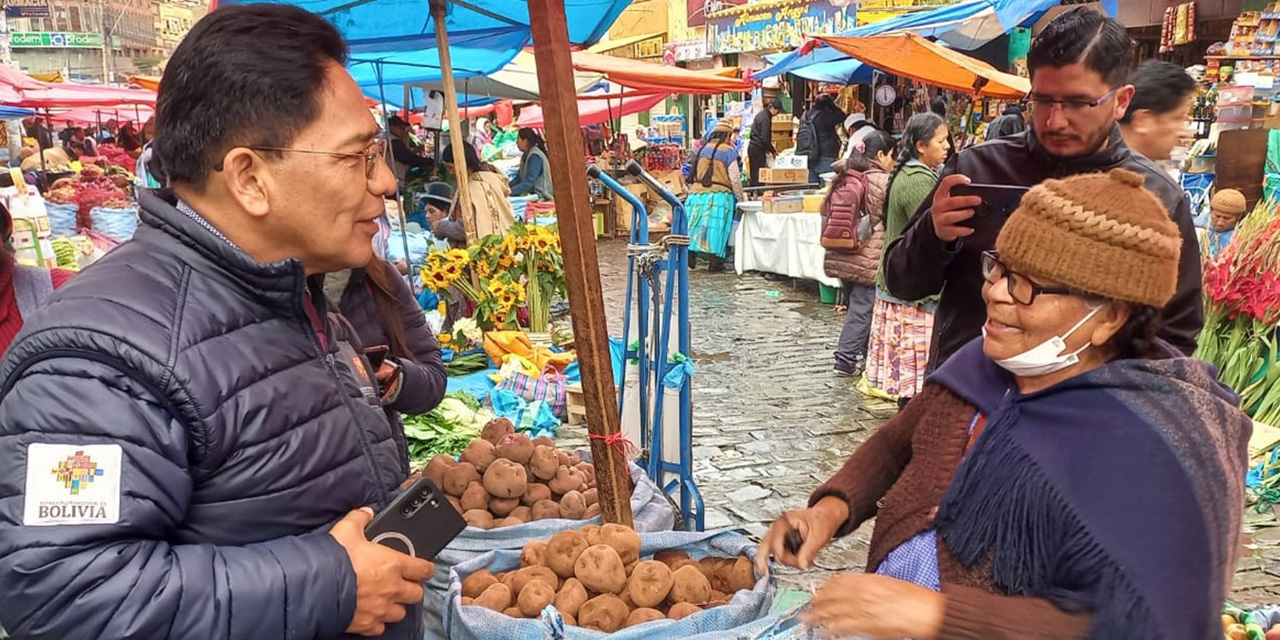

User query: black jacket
[883,126,1203,370]
[0,189,418,639]
[809,100,846,159]
[749,109,775,154]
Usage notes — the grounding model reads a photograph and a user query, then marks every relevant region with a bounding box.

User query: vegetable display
[402,392,488,462]
[460,524,758,630]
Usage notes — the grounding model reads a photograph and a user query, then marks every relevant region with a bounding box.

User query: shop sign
[10,31,104,48]
[687,0,747,28]
[4,0,49,18]
[665,39,710,62]
[708,0,856,55]
[634,36,665,59]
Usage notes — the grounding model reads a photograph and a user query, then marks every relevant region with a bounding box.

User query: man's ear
[218,148,272,219]
[1113,84,1137,123]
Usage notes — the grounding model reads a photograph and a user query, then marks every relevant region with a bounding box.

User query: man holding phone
[883,8,1202,372]
[0,6,435,639]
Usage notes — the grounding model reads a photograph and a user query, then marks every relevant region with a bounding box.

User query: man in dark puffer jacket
[0,6,433,639]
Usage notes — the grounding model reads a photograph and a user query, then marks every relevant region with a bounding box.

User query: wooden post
[430,0,475,238]
[528,0,633,527]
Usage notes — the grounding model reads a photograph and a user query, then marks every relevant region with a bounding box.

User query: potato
[495,433,535,465]
[546,530,590,578]
[554,577,589,617]
[599,524,642,565]
[573,545,627,595]
[556,450,573,467]
[462,597,474,606]
[483,459,528,499]
[667,602,701,620]
[728,556,755,592]
[513,565,560,594]
[580,525,603,546]
[424,455,457,487]
[463,509,493,529]
[461,482,489,512]
[708,590,729,604]
[549,466,585,495]
[521,483,553,507]
[654,550,691,568]
[624,559,639,577]
[582,487,599,507]
[442,462,480,497]
[462,569,499,598]
[560,611,577,627]
[628,561,674,608]
[518,579,557,617]
[521,540,548,568]
[503,606,524,618]
[617,582,635,609]
[627,608,667,628]
[532,435,556,448]
[669,558,698,573]
[669,565,712,605]
[460,439,496,472]
[584,503,602,519]
[499,571,518,592]
[529,445,561,481]
[474,583,512,612]
[446,495,464,513]
[697,558,731,589]
[510,506,532,523]
[564,451,582,466]
[489,496,520,517]
[493,516,523,528]
[481,417,515,445]
[574,461,596,485]
[532,499,562,521]
[559,490,587,519]
[578,594,628,633]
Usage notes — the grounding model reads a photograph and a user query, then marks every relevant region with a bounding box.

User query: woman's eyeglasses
[247,138,388,179]
[981,251,1072,305]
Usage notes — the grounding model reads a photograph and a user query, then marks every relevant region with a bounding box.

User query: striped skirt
[686,190,736,259]
[865,298,935,399]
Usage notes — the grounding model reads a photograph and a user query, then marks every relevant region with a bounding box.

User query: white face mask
[984,305,1103,378]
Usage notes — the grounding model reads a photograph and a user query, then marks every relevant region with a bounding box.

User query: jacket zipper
[296,289,394,508]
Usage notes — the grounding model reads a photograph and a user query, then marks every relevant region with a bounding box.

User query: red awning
[52,105,154,126]
[516,90,669,128]
[0,66,156,108]
[571,52,751,95]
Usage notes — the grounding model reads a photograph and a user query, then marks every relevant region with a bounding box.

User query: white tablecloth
[733,206,839,288]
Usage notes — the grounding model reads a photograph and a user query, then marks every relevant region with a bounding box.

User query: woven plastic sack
[443,530,784,640]
[45,202,78,237]
[89,206,138,243]
[422,452,676,639]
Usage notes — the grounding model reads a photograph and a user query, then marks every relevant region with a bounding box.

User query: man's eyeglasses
[248,138,387,179]
[981,251,1072,305]
[1026,87,1120,116]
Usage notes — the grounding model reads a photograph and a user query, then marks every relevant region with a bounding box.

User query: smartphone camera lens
[401,506,413,517]
[429,498,439,508]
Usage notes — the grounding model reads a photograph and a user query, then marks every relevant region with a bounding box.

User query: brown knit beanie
[1211,188,1247,216]
[995,168,1181,308]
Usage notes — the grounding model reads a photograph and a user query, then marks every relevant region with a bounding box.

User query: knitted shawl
[931,338,1249,640]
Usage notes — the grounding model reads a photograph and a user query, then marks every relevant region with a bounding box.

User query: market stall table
[733,202,839,288]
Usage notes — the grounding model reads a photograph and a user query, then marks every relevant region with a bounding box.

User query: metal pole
[429,0,475,241]
[375,63,416,295]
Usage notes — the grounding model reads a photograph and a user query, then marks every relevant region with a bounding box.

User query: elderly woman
[758,168,1249,640]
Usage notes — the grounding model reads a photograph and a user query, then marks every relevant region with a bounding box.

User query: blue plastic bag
[447,369,497,399]
[663,356,695,389]
[489,388,559,438]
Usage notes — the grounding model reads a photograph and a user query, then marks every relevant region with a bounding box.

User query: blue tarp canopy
[219,0,630,104]
[758,0,1064,82]
[0,105,35,119]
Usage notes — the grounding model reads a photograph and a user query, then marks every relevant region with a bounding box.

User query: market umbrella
[811,33,1029,98]
[570,51,751,95]
[515,88,669,128]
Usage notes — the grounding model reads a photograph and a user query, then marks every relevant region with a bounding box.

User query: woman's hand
[755,496,849,574]
[805,573,946,640]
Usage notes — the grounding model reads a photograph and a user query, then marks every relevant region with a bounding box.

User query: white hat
[844,113,867,130]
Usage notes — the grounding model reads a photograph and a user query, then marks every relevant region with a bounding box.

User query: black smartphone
[365,477,466,561]
[364,345,390,370]
[950,183,1029,229]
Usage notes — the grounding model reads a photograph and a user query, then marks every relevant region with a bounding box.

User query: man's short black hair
[1120,60,1196,124]
[1028,7,1133,87]
[154,4,348,187]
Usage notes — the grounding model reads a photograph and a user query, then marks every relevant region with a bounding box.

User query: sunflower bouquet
[1196,198,1280,423]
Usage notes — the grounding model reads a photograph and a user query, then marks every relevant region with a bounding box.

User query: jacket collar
[136,188,308,311]
[1024,124,1131,175]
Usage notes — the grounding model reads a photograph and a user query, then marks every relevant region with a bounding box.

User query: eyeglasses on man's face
[247,138,388,179]
[1025,87,1120,117]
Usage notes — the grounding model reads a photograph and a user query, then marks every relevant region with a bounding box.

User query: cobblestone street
[560,239,1280,604]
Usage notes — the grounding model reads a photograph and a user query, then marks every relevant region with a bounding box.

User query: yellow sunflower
[474,260,492,278]
[531,235,554,253]
[489,311,508,326]
[498,292,518,308]
[422,268,451,291]
[446,249,470,267]
[486,279,508,298]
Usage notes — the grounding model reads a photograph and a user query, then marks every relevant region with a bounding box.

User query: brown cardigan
[809,384,1094,639]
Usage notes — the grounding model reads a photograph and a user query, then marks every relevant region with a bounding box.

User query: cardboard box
[763,196,805,214]
[655,169,687,198]
[772,154,809,170]
[613,183,649,232]
[760,167,808,184]
[803,194,826,213]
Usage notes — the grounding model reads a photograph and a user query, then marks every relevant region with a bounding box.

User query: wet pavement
[561,239,1280,605]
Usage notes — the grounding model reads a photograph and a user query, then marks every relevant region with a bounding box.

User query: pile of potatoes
[424,418,603,529]
[460,524,757,632]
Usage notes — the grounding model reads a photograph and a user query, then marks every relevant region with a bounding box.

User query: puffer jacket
[822,163,889,286]
[0,189,417,640]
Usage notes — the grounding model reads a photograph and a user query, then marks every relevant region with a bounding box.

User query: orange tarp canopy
[571,51,751,95]
[813,33,1030,99]
[129,75,161,91]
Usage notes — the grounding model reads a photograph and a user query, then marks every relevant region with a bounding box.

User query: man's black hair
[1028,7,1133,87]
[154,4,348,187]
[1119,60,1196,124]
